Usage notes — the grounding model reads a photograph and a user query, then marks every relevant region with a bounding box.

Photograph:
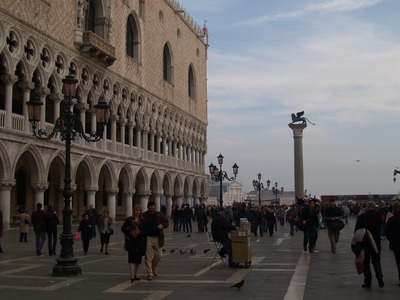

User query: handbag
[73,232,81,241]
[295,218,305,231]
[328,219,344,231]
[355,249,365,274]
[24,215,30,224]
[109,228,114,235]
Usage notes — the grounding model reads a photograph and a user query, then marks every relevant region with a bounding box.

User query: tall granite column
[288,123,307,200]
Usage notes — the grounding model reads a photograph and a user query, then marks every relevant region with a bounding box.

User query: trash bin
[239,221,251,234]
[231,230,252,267]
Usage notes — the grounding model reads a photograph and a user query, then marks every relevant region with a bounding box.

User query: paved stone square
[0,218,398,300]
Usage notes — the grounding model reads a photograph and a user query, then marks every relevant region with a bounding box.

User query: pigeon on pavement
[231,280,244,289]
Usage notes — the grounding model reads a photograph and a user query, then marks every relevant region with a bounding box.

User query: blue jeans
[289,220,295,235]
[34,231,46,254]
[47,230,57,255]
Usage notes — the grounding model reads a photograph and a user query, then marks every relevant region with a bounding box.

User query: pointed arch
[126,13,140,61]
[0,141,12,179]
[188,64,196,99]
[163,43,173,83]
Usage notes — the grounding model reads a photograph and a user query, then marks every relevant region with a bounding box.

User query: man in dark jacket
[301,200,319,252]
[142,201,169,281]
[324,199,343,253]
[211,207,236,267]
[183,204,193,233]
[385,200,400,286]
[355,201,384,289]
[31,203,46,256]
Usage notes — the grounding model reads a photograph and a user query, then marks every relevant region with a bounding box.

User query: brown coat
[19,213,30,233]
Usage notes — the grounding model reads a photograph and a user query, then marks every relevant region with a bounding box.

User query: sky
[177,0,400,198]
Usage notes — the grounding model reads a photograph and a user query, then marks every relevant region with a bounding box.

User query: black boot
[362,279,371,288]
[377,275,384,288]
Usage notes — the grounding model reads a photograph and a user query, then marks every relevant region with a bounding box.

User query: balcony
[79,32,116,66]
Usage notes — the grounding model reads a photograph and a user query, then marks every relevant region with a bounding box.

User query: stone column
[90,106,96,135]
[135,127,141,148]
[119,118,126,153]
[37,87,50,129]
[87,186,98,207]
[19,80,35,132]
[142,129,148,156]
[32,182,49,207]
[167,138,171,157]
[288,123,307,200]
[149,130,155,152]
[107,188,118,220]
[111,114,118,152]
[137,190,151,211]
[1,74,18,129]
[0,180,15,229]
[76,103,89,145]
[128,121,134,146]
[165,195,173,217]
[155,133,161,154]
[125,190,135,218]
[152,192,161,211]
[161,134,166,155]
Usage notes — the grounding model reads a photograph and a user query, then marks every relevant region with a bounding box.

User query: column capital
[119,118,127,126]
[76,102,89,111]
[106,188,119,195]
[0,74,18,85]
[0,179,16,190]
[125,191,134,198]
[31,182,49,191]
[88,186,99,193]
[18,80,35,91]
[48,92,64,103]
[110,114,119,122]
[137,190,152,197]
[36,87,51,97]
[288,123,307,137]
[60,183,77,192]
[127,189,136,195]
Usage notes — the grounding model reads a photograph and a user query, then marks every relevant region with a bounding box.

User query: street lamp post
[26,73,110,276]
[209,153,239,207]
[272,182,284,207]
[252,173,270,206]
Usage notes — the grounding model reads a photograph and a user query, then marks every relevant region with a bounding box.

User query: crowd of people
[0,198,399,289]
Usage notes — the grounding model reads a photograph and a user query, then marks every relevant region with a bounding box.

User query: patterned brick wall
[0,0,208,123]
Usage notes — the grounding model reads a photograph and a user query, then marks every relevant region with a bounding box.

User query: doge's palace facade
[0,0,209,228]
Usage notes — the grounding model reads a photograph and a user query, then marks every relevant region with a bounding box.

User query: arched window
[163,44,173,83]
[126,14,139,60]
[85,0,96,33]
[188,65,196,99]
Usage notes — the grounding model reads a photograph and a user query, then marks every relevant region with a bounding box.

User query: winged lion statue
[291,111,315,125]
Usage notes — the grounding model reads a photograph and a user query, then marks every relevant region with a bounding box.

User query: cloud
[207,21,400,124]
[237,0,385,25]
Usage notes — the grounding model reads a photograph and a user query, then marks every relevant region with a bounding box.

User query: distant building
[320,194,397,205]
[207,181,246,206]
[245,189,296,207]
